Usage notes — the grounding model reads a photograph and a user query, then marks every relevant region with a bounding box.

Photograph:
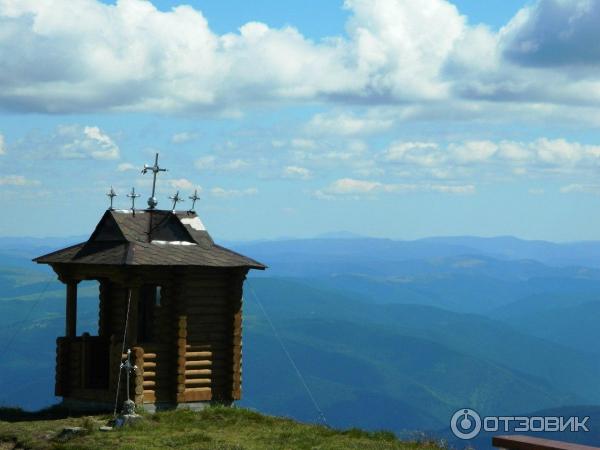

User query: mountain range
[1,234,600,449]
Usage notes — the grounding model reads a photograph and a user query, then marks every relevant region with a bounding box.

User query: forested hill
[2,235,600,449]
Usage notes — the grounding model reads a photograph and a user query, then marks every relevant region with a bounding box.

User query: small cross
[188,189,200,212]
[169,191,184,211]
[120,348,137,403]
[126,187,140,211]
[141,153,167,209]
[106,186,117,210]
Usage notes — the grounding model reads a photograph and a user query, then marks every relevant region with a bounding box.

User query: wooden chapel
[34,156,265,411]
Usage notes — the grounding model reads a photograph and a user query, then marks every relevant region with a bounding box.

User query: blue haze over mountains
[2,234,600,448]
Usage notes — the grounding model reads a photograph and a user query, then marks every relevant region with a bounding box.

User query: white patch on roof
[181,217,206,231]
[151,240,197,246]
[114,209,145,214]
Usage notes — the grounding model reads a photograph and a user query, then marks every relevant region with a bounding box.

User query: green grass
[0,405,444,450]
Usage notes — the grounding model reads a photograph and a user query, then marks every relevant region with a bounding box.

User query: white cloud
[171,132,197,144]
[282,165,312,180]
[117,162,136,172]
[315,177,474,198]
[501,0,600,68]
[381,138,600,174]
[535,138,584,165]
[16,125,120,160]
[306,112,393,136]
[168,178,199,191]
[383,142,444,167]
[195,156,217,170]
[326,178,382,195]
[0,133,6,155]
[560,184,600,194]
[451,141,498,164]
[57,125,120,160]
[0,175,40,186]
[195,155,249,172]
[291,139,317,149]
[0,0,598,120]
[210,187,258,198]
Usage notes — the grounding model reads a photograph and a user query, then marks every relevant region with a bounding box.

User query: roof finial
[127,187,140,211]
[141,153,167,209]
[188,189,200,213]
[106,186,117,210]
[169,191,184,212]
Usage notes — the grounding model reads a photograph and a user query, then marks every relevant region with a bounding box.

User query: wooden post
[98,279,109,337]
[229,269,247,401]
[168,271,187,404]
[65,280,79,338]
[55,337,68,396]
[132,347,145,405]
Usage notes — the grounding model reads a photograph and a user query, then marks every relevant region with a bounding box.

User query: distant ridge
[314,231,368,239]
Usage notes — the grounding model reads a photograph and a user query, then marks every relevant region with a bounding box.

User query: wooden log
[182,388,212,402]
[184,351,212,358]
[184,369,212,376]
[184,378,211,386]
[185,360,213,368]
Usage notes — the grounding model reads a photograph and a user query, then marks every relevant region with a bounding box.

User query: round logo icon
[451,408,482,440]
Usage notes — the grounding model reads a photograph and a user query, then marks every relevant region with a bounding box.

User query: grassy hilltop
[0,406,443,450]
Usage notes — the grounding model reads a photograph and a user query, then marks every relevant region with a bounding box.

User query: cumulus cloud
[55,125,120,160]
[171,132,197,144]
[168,178,199,191]
[1,0,599,116]
[306,112,394,136]
[315,177,474,199]
[560,183,600,194]
[382,138,600,171]
[0,175,40,186]
[195,155,250,172]
[501,0,600,67]
[0,133,5,155]
[117,162,136,172]
[282,165,312,180]
[16,125,120,160]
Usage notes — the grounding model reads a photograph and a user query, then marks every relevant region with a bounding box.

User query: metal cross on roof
[126,187,140,211]
[106,186,117,210]
[169,191,184,211]
[141,153,167,209]
[188,189,200,212]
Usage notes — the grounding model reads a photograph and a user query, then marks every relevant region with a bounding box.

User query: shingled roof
[34,210,265,269]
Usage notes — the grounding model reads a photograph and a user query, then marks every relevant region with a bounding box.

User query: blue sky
[1,0,600,241]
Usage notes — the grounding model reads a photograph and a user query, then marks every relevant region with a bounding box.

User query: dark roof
[34,210,265,269]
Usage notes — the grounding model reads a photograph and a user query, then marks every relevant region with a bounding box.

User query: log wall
[54,266,249,408]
